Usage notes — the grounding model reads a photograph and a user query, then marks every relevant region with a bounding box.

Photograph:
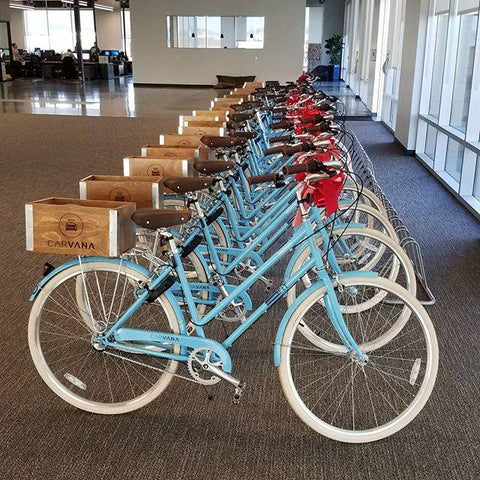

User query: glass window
[425,124,437,159]
[167,15,265,49]
[80,10,96,51]
[47,10,75,53]
[449,12,478,132]
[207,17,221,49]
[24,10,49,51]
[428,14,449,118]
[445,138,464,182]
[24,9,96,54]
[236,16,264,49]
[194,16,207,48]
[122,9,132,58]
[473,157,480,200]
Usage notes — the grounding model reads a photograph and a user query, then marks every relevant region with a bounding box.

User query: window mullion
[438,0,461,126]
[465,8,480,143]
[419,3,437,114]
[460,149,478,195]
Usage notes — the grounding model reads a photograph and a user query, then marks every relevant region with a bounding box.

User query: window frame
[166,15,265,50]
[416,0,480,216]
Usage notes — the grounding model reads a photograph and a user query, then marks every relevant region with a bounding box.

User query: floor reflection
[0,77,371,118]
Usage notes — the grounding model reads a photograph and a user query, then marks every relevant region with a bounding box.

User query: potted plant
[324,34,343,81]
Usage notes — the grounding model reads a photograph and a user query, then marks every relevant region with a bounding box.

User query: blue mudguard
[28,256,188,334]
[273,271,378,367]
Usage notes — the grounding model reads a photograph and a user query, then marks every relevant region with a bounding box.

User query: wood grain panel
[80,175,164,209]
[26,197,135,257]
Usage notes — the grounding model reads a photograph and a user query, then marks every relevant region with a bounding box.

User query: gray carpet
[0,111,479,480]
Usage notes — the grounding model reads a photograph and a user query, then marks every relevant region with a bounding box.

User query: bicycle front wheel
[29,261,181,414]
[278,277,438,443]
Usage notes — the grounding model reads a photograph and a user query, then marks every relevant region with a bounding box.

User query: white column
[394,0,429,151]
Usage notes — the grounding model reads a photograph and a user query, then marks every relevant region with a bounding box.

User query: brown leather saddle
[193,161,235,175]
[229,131,257,139]
[229,112,255,122]
[200,136,247,148]
[164,176,213,194]
[132,209,192,229]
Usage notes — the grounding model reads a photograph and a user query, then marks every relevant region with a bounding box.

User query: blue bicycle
[28,167,438,443]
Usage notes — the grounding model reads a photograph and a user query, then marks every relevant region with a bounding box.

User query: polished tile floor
[0,76,226,118]
[0,77,371,118]
[317,81,371,117]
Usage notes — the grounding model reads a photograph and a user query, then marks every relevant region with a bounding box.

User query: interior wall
[395,0,428,150]
[9,8,24,49]
[130,0,306,85]
[0,0,10,22]
[308,6,324,43]
[321,0,346,63]
[95,9,123,51]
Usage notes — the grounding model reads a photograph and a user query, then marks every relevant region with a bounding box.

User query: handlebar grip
[283,142,312,155]
[263,145,285,156]
[282,159,328,176]
[305,122,330,133]
[269,120,291,130]
[270,134,293,144]
[248,173,277,185]
[282,163,310,175]
[300,114,324,125]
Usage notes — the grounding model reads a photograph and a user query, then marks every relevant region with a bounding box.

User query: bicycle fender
[273,271,378,367]
[29,256,188,335]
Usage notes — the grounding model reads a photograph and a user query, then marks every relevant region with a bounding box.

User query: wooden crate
[243,81,264,90]
[25,197,135,257]
[159,134,203,147]
[141,145,199,159]
[79,175,164,209]
[209,104,234,113]
[227,92,251,100]
[178,126,225,137]
[183,119,226,128]
[123,156,193,178]
[157,135,208,159]
[192,110,229,120]
[179,115,220,125]
[212,98,241,107]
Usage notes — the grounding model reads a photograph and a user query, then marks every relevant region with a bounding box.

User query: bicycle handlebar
[283,141,314,156]
[305,122,331,133]
[270,134,293,144]
[263,145,285,156]
[248,173,277,185]
[269,120,292,130]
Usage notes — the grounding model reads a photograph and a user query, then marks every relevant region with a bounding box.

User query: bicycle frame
[94,188,369,370]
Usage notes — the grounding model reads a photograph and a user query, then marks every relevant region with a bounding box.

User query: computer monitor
[83,53,90,60]
[110,50,119,57]
[100,50,110,56]
[34,49,41,57]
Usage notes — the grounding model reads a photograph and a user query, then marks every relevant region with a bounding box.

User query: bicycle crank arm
[202,362,242,388]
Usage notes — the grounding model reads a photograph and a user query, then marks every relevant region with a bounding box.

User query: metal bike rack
[340,131,436,306]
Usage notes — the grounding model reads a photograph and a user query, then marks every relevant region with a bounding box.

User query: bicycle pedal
[259,276,273,290]
[233,382,246,404]
[186,322,196,336]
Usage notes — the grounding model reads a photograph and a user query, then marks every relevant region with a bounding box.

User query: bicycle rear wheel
[29,261,181,414]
